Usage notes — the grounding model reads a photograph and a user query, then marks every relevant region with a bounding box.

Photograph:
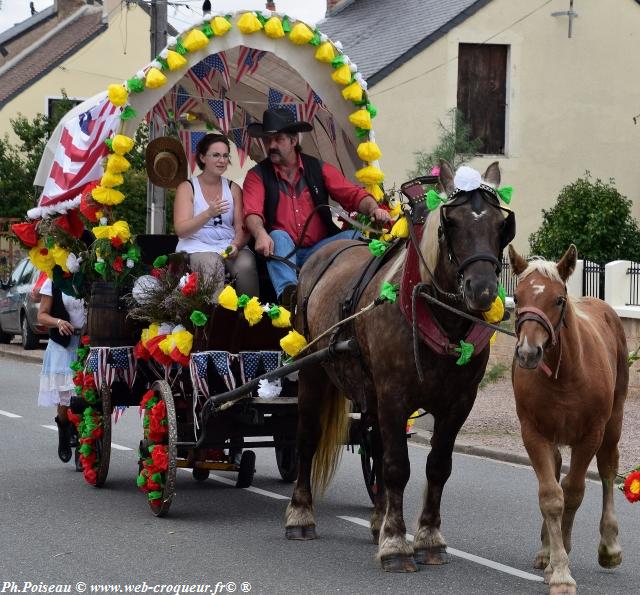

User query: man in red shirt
[243,108,390,304]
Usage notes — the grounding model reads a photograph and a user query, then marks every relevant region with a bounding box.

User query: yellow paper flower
[100,172,124,188]
[244,297,264,326]
[28,241,55,277]
[50,245,70,273]
[182,29,209,52]
[264,16,285,38]
[366,183,384,201]
[166,50,187,71]
[211,16,232,36]
[331,64,352,86]
[92,185,125,206]
[173,329,193,356]
[145,67,167,89]
[271,307,292,329]
[388,202,402,218]
[357,141,382,162]
[342,81,364,102]
[289,22,314,45]
[483,297,505,324]
[111,134,135,156]
[315,42,335,63]
[218,284,238,311]
[107,84,129,107]
[159,335,175,356]
[355,165,384,185]
[106,154,131,174]
[390,217,409,239]
[237,12,262,34]
[280,330,308,357]
[144,323,160,346]
[349,109,372,129]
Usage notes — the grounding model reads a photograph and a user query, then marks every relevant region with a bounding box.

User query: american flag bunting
[236,47,266,83]
[207,99,236,134]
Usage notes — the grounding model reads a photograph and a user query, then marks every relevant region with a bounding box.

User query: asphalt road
[1,357,639,594]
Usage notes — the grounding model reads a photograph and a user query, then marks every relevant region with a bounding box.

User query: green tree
[529,173,640,262]
[409,108,483,178]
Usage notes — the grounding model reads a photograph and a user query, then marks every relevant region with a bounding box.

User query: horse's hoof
[371,529,379,545]
[414,546,449,565]
[549,584,577,595]
[534,552,550,569]
[380,554,417,573]
[285,525,317,540]
[598,547,622,568]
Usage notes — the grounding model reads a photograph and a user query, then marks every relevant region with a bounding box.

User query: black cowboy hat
[246,108,313,138]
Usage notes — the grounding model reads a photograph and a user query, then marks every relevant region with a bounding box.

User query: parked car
[0,258,48,349]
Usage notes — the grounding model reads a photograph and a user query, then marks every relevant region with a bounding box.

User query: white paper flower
[158,322,174,336]
[66,253,81,273]
[126,259,135,269]
[257,378,282,399]
[100,217,108,226]
[454,166,482,192]
[177,272,190,290]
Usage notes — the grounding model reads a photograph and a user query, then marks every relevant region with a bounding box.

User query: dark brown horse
[285,161,515,572]
[509,245,628,595]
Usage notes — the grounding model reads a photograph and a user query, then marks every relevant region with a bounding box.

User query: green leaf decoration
[282,15,292,33]
[167,109,175,120]
[153,255,168,268]
[104,138,113,151]
[175,40,187,55]
[369,239,388,257]
[366,103,378,118]
[256,13,268,26]
[331,55,346,68]
[309,31,321,46]
[237,294,250,309]
[190,310,208,327]
[379,282,399,303]
[151,472,163,483]
[120,106,137,121]
[126,77,145,93]
[201,23,214,38]
[94,261,106,276]
[497,283,506,304]
[136,474,147,488]
[425,189,446,210]
[354,127,369,139]
[267,305,281,320]
[497,186,513,204]
[205,123,214,131]
[125,245,141,262]
[454,340,475,366]
[147,490,163,501]
[157,57,169,71]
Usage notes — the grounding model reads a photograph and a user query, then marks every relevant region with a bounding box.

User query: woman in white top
[173,133,258,296]
[37,278,87,466]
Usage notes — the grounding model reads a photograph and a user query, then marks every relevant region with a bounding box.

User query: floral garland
[69,336,103,485]
[137,389,170,507]
[618,466,640,504]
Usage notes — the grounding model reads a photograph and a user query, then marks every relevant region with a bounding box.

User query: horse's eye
[513,296,518,305]
[556,296,565,306]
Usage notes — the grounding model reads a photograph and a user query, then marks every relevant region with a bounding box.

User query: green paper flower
[379,282,399,303]
[201,23,214,37]
[497,283,506,304]
[454,340,475,366]
[125,245,141,262]
[425,189,446,210]
[497,186,513,204]
[136,474,147,488]
[237,294,250,309]
[151,472,163,483]
[153,255,168,268]
[94,262,106,276]
[104,138,113,151]
[156,57,169,71]
[256,13,268,26]
[148,490,163,501]
[331,55,347,68]
[369,239,388,257]
[79,443,93,457]
[366,103,378,117]
[309,31,321,46]
[190,310,208,327]
[354,127,369,139]
[175,40,187,55]
[119,106,137,121]
[282,15,292,32]
[126,77,145,93]
[267,305,281,320]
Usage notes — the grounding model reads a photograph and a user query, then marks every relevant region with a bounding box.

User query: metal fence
[499,255,519,297]
[582,260,605,299]
[627,262,640,306]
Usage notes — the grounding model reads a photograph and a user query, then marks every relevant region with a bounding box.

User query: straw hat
[145,137,188,188]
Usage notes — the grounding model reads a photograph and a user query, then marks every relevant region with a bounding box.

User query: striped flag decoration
[209,351,235,391]
[268,87,298,108]
[231,127,249,167]
[174,85,198,117]
[207,99,236,134]
[105,347,136,389]
[179,129,207,172]
[304,86,324,122]
[207,53,231,89]
[236,47,266,83]
[190,352,210,399]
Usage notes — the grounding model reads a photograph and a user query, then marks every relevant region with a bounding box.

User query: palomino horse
[509,245,627,595]
[285,161,515,571]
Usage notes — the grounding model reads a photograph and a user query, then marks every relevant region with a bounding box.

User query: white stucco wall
[368,0,640,252]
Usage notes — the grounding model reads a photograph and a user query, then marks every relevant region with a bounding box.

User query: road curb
[0,347,44,365]
[410,428,602,483]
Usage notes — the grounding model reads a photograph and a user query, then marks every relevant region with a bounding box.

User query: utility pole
[147,0,168,233]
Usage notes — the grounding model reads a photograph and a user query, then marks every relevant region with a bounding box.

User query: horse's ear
[483,161,501,187]
[557,244,577,282]
[508,244,527,276]
[438,159,455,194]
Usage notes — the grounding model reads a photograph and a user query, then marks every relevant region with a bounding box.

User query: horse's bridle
[514,291,568,378]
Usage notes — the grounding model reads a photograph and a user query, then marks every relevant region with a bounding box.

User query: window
[457,44,508,155]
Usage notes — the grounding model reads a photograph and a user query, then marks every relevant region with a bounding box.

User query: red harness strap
[398,228,495,357]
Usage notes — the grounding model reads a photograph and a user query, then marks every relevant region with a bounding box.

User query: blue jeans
[267,229,360,298]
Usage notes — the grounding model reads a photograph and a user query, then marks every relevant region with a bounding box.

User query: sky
[0,1,327,36]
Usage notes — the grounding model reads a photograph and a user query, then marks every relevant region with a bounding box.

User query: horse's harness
[514,291,568,379]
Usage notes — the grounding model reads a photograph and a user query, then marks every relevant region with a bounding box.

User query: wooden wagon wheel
[145,379,177,517]
[93,384,112,488]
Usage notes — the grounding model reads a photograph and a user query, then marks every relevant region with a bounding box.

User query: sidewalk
[0,338,45,364]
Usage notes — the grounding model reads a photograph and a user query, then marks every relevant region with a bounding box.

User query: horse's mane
[516,257,563,284]
[418,204,441,282]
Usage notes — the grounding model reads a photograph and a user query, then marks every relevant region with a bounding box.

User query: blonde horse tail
[311,386,350,497]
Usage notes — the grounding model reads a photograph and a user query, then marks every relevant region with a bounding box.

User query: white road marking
[41,424,131,451]
[337,516,544,583]
[0,409,22,418]
[180,469,290,500]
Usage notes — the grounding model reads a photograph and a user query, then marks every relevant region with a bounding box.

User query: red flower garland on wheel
[137,389,169,506]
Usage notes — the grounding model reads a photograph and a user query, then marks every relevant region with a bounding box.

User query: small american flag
[105,347,136,389]
[240,351,261,383]
[236,47,266,83]
[190,352,210,399]
[304,86,324,122]
[209,351,235,391]
[207,99,236,134]
[268,87,298,108]
[207,53,231,89]
[174,85,198,117]
[261,351,281,374]
[179,129,206,172]
[231,127,249,167]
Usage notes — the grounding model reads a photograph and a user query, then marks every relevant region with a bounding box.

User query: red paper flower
[112,255,124,273]
[140,389,156,410]
[151,445,169,472]
[181,272,198,297]
[151,268,162,278]
[80,182,100,222]
[11,222,39,248]
[110,236,124,249]
[73,371,84,386]
[81,335,90,345]
[83,374,96,390]
[148,417,168,443]
[134,341,151,361]
[623,471,640,503]
[54,210,84,239]
[84,468,97,485]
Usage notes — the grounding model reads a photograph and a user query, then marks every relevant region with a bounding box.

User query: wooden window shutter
[457,44,508,155]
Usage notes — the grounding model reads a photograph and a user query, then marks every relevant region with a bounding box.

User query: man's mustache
[268,149,282,157]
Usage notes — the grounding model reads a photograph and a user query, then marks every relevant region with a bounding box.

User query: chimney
[266,1,276,10]
[326,0,355,17]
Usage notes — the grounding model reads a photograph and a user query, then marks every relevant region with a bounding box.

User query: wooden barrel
[87,282,137,347]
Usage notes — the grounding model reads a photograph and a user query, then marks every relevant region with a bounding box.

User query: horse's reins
[514,295,568,379]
